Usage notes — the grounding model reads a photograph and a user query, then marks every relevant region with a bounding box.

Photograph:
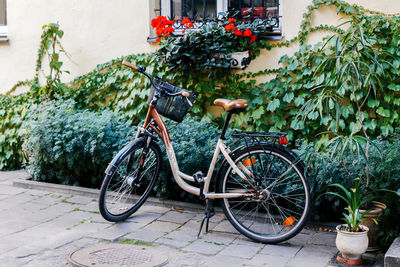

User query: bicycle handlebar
[122,61,138,71]
[122,60,189,97]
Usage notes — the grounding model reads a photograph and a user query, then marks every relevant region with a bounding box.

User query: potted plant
[151,13,262,70]
[319,178,374,265]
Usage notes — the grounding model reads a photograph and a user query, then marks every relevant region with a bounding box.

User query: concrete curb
[13,178,206,212]
[385,237,400,267]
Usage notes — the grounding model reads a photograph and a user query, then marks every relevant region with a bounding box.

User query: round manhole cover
[68,244,168,267]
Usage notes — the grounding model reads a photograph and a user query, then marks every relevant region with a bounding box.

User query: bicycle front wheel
[99,138,162,222]
[218,144,311,244]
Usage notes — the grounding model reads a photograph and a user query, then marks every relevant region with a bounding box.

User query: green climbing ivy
[2,0,400,169]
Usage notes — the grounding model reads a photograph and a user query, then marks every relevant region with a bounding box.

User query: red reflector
[279,136,288,145]
[308,165,311,171]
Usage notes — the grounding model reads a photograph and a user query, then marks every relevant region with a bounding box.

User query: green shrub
[368,137,400,248]
[23,100,135,188]
[0,94,34,170]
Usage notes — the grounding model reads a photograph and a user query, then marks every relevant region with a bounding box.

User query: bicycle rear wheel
[99,138,162,222]
[218,144,311,243]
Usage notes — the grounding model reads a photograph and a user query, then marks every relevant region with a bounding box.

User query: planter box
[213,50,251,70]
[228,50,251,69]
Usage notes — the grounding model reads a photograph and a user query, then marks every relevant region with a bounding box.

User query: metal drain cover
[68,244,168,267]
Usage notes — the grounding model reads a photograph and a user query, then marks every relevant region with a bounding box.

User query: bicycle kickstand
[197,199,215,238]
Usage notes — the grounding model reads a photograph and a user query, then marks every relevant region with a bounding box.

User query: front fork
[126,129,153,186]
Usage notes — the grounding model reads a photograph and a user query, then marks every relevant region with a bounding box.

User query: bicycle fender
[104,137,145,176]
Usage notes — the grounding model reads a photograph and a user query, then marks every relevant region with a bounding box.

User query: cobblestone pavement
[0,171,341,267]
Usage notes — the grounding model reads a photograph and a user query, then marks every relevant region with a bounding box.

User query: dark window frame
[148,0,283,42]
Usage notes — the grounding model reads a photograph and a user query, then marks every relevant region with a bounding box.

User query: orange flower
[228,18,236,23]
[234,29,242,36]
[243,29,252,37]
[225,24,236,31]
[250,35,257,43]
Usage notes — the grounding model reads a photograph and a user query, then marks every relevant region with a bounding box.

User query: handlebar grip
[122,61,138,71]
[182,91,190,97]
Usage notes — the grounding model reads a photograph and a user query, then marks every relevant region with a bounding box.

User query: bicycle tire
[99,137,162,222]
[218,144,311,244]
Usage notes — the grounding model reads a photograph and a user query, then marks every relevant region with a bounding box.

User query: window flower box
[151,14,260,70]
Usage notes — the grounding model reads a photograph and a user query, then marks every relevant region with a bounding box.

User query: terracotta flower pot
[359,201,386,251]
[336,224,369,263]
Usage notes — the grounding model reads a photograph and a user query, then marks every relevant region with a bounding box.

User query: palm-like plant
[300,23,390,189]
[319,178,375,232]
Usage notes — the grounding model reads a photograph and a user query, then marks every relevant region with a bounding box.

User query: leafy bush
[0,94,35,170]
[23,100,135,188]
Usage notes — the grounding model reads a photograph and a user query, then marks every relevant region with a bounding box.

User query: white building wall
[0,0,399,94]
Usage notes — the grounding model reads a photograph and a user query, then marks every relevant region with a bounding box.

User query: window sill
[147,34,283,43]
[0,26,9,42]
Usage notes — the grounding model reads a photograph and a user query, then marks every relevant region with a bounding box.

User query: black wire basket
[148,77,198,123]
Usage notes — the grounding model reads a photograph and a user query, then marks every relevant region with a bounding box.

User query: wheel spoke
[221,146,310,243]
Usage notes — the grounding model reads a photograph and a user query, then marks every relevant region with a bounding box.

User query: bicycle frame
[139,105,257,199]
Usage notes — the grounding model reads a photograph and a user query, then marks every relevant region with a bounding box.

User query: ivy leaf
[294,96,305,107]
[376,107,390,117]
[367,99,380,108]
[252,106,264,120]
[388,83,400,91]
[283,92,294,103]
[350,122,361,134]
[253,97,263,105]
[267,99,280,112]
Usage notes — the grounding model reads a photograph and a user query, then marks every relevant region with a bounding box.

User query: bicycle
[98,61,311,244]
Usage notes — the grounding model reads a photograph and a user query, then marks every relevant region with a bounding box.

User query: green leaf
[376,107,390,118]
[367,99,379,108]
[267,99,280,112]
[283,92,294,103]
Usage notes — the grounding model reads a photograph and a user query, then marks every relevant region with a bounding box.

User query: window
[0,0,6,26]
[171,0,217,20]
[0,0,7,42]
[153,0,281,40]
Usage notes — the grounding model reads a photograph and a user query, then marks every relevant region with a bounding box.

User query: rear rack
[229,131,289,153]
[232,131,287,139]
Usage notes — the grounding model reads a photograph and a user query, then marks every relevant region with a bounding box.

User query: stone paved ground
[0,171,358,267]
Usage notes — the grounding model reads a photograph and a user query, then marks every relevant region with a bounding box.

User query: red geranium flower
[181,18,191,25]
[156,28,165,36]
[228,18,236,23]
[225,24,236,31]
[250,35,257,43]
[234,29,242,36]
[243,29,252,37]
[151,18,160,29]
[165,26,175,33]
[156,37,162,43]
